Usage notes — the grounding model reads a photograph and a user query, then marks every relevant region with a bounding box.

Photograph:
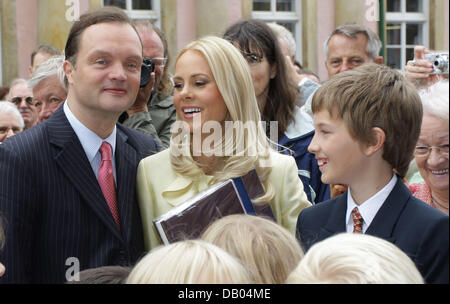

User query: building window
[252,0,303,64]
[386,0,429,71]
[103,0,161,27]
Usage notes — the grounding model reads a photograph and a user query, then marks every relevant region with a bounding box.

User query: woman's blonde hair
[126,240,251,284]
[170,36,274,203]
[201,214,303,284]
[286,233,424,284]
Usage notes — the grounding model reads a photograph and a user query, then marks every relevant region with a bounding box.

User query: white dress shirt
[346,174,398,233]
[63,101,117,183]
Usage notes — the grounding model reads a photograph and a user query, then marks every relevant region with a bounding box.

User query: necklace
[432,197,449,210]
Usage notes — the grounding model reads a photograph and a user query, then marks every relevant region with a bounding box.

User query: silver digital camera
[424,52,449,75]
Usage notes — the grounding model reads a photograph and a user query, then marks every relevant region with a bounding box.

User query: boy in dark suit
[296,63,449,284]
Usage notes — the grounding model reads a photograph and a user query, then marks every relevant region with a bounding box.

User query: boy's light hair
[286,233,424,284]
[125,240,251,284]
[311,63,423,178]
[170,36,274,203]
[201,214,304,284]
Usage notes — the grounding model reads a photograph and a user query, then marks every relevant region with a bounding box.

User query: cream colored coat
[137,149,311,250]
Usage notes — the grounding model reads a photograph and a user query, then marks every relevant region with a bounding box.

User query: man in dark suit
[296,64,449,284]
[0,7,159,283]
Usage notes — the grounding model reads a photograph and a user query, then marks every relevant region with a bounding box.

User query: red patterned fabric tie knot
[98,142,120,229]
[351,207,363,234]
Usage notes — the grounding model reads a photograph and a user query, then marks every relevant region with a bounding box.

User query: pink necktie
[351,207,363,234]
[98,142,120,229]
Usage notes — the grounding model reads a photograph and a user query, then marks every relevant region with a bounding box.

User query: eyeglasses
[241,52,264,67]
[148,57,167,67]
[414,144,449,157]
[10,96,34,106]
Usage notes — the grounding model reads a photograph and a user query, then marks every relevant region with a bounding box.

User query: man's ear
[364,127,386,156]
[375,56,384,65]
[63,60,75,86]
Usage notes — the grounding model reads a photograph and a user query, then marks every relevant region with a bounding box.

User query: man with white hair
[0,102,24,143]
[28,56,67,122]
[7,79,39,130]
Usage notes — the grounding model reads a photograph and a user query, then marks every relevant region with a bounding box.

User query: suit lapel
[319,192,348,240]
[115,128,139,244]
[47,107,124,242]
[365,178,409,242]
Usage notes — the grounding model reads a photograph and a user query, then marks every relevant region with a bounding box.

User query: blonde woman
[201,214,304,284]
[136,36,310,250]
[126,240,251,284]
[286,233,424,284]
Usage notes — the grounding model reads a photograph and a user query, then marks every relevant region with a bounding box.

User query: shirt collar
[63,101,116,162]
[346,174,398,228]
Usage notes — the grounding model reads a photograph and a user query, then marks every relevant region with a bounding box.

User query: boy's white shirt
[345,174,398,233]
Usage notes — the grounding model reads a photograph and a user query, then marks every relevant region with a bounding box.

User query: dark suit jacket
[296,178,449,284]
[0,107,159,283]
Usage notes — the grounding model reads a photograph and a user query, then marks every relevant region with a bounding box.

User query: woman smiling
[409,81,449,215]
[136,36,310,250]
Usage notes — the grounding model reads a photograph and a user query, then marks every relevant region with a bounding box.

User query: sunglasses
[10,96,34,106]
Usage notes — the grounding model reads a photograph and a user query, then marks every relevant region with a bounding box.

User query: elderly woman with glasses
[409,81,449,215]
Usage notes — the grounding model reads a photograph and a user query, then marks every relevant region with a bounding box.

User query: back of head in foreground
[67,265,131,284]
[126,240,251,284]
[311,63,423,178]
[201,214,303,284]
[286,233,424,284]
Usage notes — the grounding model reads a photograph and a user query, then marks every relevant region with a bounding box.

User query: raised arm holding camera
[405,46,449,88]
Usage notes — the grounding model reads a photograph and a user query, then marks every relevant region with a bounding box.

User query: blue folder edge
[231,177,256,215]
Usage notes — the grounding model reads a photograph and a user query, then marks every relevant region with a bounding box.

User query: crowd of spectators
[0,6,448,285]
